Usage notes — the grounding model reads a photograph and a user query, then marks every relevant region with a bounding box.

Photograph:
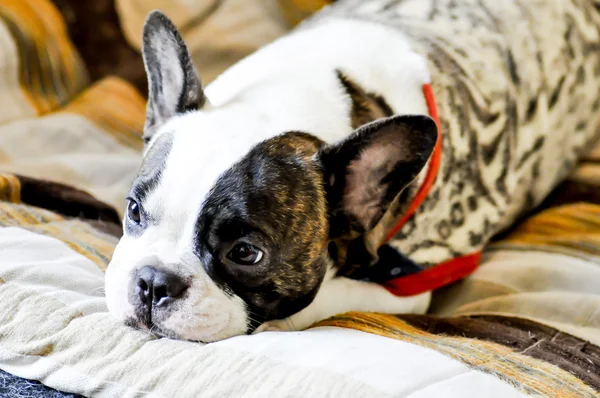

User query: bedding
[0,0,599,397]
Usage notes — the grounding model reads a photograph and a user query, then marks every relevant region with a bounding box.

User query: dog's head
[104,11,438,342]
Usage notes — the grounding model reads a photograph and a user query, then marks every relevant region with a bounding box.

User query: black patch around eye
[192,132,331,330]
[226,243,264,266]
[193,213,265,290]
[214,218,264,245]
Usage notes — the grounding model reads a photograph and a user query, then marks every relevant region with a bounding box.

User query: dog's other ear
[141,10,207,144]
[318,115,438,237]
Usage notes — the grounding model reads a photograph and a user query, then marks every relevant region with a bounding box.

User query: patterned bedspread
[0,0,599,397]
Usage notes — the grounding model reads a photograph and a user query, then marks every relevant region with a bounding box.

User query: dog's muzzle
[132,266,189,326]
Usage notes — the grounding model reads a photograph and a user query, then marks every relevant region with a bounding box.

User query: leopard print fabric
[310,0,600,273]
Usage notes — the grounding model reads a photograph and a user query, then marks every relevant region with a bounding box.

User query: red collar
[380,84,482,296]
[384,84,442,243]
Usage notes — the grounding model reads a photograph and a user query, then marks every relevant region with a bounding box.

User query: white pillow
[0,226,524,397]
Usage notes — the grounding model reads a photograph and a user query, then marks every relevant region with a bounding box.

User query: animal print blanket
[0,0,599,396]
[309,0,600,296]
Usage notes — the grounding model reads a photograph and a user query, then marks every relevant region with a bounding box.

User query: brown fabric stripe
[317,312,596,396]
[537,181,600,214]
[498,202,600,256]
[16,175,121,225]
[398,314,600,392]
[59,77,145,149]
[51,0,147,95]
[0,0,90,113]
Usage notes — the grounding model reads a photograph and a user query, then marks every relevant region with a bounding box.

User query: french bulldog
[105,0,600,342]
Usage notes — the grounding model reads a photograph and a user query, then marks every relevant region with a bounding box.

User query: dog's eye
[227,243,263,265]
[127,199,141,224]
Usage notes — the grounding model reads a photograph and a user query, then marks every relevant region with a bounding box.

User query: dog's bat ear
[141,10,208,145]
[318,115,438,237]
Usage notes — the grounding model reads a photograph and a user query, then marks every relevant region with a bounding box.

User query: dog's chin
[123,310,250,343]
[126,317,207,343]
[124,317,183,340]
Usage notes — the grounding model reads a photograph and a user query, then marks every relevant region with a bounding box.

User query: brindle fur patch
[336,69,394,129]
[195,132,330,326]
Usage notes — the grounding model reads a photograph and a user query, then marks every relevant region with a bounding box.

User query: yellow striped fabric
[315,312,598,397]
[0,201,117,269]
[0,173,20,203]
[0,201,63,228]
[0,0,89,115]
[60,77,146,150]
[500,203,600,257]
[26,220,117,270]
[0,0,145,211]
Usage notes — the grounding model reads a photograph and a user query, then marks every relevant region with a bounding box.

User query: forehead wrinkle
[132,132,174,203]
[140,131,174,176]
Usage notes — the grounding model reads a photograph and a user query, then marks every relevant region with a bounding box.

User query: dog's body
[105,0,600,342]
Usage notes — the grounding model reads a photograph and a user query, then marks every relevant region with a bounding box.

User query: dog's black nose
[136,266,188,307]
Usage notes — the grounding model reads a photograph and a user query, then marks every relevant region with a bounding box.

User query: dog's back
[303,0,600,269]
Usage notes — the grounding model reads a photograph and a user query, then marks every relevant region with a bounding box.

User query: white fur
[105,18,432,342]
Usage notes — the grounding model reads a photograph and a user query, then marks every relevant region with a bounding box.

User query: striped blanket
[0,0,599,397]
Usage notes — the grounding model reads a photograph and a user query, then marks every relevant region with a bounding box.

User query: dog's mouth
[126,296,170,338]
[124,314,154,333]
[128,294,159,334]
[125,315,185,341]
[139,312,156,334]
